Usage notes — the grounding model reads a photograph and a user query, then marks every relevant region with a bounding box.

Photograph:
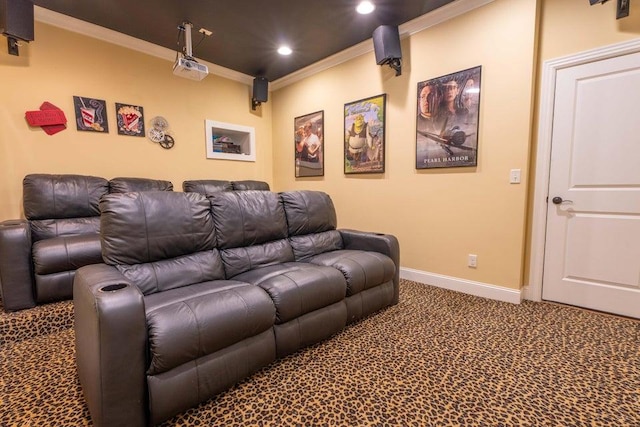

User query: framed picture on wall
[294,110,324,177]
[415,65,481,169]
[115,103,145,137]
[73,96,108,133]
[344,94,386,174]
[617,0,630,19]
[205,120,256,162]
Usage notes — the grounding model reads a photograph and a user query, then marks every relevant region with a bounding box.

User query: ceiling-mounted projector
[173,22,208,81]
[173,57,208,81]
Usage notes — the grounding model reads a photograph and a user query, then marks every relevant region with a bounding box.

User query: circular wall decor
[148,128,165,143]
[159,134,175,149]
[148,116,175,149]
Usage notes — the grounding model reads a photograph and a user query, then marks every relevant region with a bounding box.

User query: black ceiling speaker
[372,25,402,76]
[0,0,34,41]
[252,76,268,110]
[0,0,34,56]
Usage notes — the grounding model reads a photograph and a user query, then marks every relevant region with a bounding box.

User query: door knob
[551,196,572,205]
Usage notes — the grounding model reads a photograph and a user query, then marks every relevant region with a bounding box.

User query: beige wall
[0,22,272,221]
[272,0,538,290]
[539,0,640,61]
[2,0,639,295]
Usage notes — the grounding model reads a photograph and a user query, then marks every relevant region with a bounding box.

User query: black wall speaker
[372,25,401,66]
[252,77,269,103]
[0,0,35,41]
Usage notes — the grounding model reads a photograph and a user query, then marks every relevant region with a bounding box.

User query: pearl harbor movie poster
[344,94,386,174]
[416,66,481,169]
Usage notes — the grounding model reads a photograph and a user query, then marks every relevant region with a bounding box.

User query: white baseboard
[400,267,522,304]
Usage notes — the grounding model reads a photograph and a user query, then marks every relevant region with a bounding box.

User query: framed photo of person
[415,66,481,169]
[344,94,386,174]
[294,111,324,177]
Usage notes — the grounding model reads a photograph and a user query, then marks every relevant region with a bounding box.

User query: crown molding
[33,6,255,86]
[34,0,495,91]
[270,0,495,90]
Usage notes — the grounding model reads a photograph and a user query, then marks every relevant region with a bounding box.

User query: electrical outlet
[468,254,477,268]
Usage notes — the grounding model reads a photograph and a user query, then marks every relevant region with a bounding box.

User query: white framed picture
[205,120,256,162]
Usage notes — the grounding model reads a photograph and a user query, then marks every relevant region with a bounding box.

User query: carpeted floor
[1,280,639,426]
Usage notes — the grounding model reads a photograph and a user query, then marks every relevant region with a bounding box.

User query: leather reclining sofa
[0,174,173,311]
[74,189,399,426]
[0,175,270,312]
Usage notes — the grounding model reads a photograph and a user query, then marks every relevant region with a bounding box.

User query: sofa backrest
[280,190,343,261]
[109,177,173,193]
[182,180,233,194]
[100,191,224,295]
[182,179,270,195]
[232,180,270,191]
[23,174,108,242]
[208,190,293,277]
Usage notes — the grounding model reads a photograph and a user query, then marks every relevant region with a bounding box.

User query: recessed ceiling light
[356,1,375,14]
[278,46,292,55]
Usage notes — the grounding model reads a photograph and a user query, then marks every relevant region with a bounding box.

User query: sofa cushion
[108,177,173,193]
[116,250,225,295]
[30,216,101,242]
[100,191,215,265]
[306,249,396,296]
[220,239,294,278]
[34,270,75,303]
[209,191,288,249]
[23,174,108,220]
[232,262,347,324]
[288,230,343,261]
[280,190,337,236]
[144,282,275,375]
[32,234,103,275]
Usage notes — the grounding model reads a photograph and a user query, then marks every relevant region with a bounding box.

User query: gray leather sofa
[0,174,173,311]
[74,189,398,426]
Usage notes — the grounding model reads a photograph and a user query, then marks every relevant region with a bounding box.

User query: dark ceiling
[34,0,455,82]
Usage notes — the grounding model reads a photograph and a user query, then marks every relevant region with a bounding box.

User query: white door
[542,51,640,319]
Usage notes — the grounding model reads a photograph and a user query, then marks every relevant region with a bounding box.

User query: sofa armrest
[0,219,35,311]
[339,229,400,304]
[74,264,147,427]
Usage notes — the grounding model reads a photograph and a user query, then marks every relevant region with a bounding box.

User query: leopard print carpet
[0,300,73,346]
[1,280,639,426]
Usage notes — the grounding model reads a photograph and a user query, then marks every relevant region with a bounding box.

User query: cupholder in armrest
[100,283,128,292]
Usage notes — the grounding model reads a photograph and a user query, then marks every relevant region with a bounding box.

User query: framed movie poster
[617,0,630,19]
[344,94,386,174]
[73,96,108,132]
[115,103,145,137]
[294,111,324,177]
[416,66,481,169]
